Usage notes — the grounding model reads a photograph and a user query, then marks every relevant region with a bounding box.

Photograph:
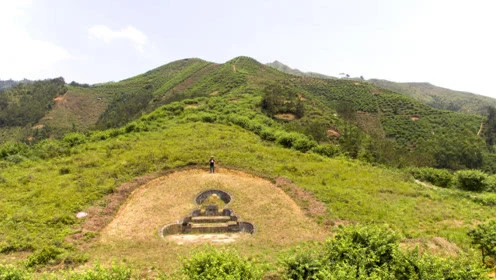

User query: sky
[1,0,496,98]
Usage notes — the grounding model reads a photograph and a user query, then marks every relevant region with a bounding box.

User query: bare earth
[90,169,329,273]
[100,169,327,243]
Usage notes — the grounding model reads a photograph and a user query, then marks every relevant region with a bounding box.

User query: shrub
[182,248,262,280]
[63,263,132,279]
[25,246,63,268]
[259,128,277,141]
[485,175,496,192]
[324,225,400,277]
[408,167,453,188]
[281,250,327,280]
[293,137,317,152]
[276,132,299,148]
[454,170,488,192]
[0,265,27,280]
[34,139,69,159]
[468,220,496,264]
[62,132,87,147]
[312,144,340,157]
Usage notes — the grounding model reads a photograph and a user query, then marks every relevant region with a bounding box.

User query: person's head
[210,156,214,159]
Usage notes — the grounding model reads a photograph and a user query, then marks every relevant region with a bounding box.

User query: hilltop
[266,60,496,116]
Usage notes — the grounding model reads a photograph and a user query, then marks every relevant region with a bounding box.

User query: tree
[468,220,496,264]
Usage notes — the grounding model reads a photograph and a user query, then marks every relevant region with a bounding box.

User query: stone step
[191,216,231,223]
[189,222,239,234]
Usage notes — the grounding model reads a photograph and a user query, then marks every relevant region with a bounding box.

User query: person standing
[209,156,215,173]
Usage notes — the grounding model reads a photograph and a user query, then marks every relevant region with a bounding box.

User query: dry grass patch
[274,113,297,120]
[89,169,329,273]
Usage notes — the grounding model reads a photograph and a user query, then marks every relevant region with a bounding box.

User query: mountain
[0,56,495,277]
[266,60,496,116]
[368,79,496,115]
[266,60,336,79]
[0,56,492,172]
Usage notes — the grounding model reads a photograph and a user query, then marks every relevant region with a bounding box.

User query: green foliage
[485,174,496,192]
[408,167,453,188]
[25,246,63,268]
[325,225,400,276]
[261,83,304,118]
[62,132,87,147]
[312,144,340,157]
[454,170,488,192]
[280,225,488,279]
[281,249,327,280]
[468,220,496,264]
[0,78,66,128]
[182,247,263,280]
[62,263,132,279]
[0,265,27,280]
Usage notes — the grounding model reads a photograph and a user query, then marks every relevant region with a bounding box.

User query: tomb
[160,189,255,237]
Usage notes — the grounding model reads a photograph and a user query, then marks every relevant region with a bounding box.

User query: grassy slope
[1,112,495,269]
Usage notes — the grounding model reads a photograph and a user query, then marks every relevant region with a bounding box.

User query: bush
[468,220,496,264]
[62,132,87,147]
[182,248,262,280]
[485,175,496,192]
[63,263,132,279]
[259,128,277,141]
[276,132,299,148]
[312,144,340,157]
[25,246,63,268]
[293,137,317,152]
[408,167,453,188]
[34,139,69,159]
[324,225,400,277]
[0,265,27,280]
[281,250,327,280]
[454,170,488,192]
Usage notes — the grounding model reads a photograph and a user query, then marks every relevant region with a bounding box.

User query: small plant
[25,246,63,268]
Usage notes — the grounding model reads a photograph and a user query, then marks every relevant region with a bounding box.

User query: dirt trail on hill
[100,169,328,244]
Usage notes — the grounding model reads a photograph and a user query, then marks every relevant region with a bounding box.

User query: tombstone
[205,204,218,216]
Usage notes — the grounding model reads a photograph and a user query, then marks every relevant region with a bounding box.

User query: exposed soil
[32,124,45,129]
[327,128,341,137]
[274,113,297,120]
[400,237,460,257]
[99,169,328,243]
[165,233,247,245]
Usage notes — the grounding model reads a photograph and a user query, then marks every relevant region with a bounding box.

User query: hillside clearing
[88,169,328,273]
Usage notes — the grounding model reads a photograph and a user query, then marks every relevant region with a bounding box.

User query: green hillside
[1,56,496,278]
[368,79,496,115]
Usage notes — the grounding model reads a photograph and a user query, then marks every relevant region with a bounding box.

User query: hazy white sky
[1,0,495,98]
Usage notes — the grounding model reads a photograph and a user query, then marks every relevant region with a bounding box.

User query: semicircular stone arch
[195,189,231,205]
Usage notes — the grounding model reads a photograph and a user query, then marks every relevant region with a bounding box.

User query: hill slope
[368,79,496,115]
[0,58,496,277]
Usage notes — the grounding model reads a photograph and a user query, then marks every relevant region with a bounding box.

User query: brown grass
[85,169,329,274]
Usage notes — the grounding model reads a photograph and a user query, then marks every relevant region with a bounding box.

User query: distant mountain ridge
[266,61,496,115]
[367,79,496,115]
[0,79,32,91]
[266,60,336,79]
